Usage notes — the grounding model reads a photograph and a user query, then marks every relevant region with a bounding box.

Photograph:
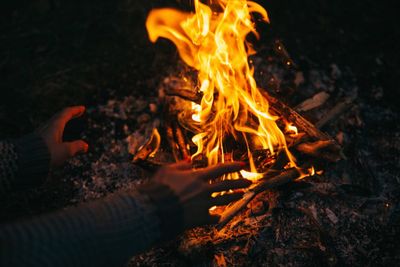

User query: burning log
[132,128,164,171]
[295,91,330,112]
[133,128,161,162]
[132,116,190,170]
[165,120,181,162]
[174,121,191,160]
[263,93,334,142]
[218,166,308,228]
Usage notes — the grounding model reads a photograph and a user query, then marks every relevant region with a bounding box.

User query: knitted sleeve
[0,182,184,267]
[0,134,50,194]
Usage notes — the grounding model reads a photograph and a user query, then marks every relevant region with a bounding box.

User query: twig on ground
[315,96,356,129]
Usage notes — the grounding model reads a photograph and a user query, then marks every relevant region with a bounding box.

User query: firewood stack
[132,56,350,228]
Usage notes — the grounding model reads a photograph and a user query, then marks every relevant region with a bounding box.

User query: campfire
[133,0,341,226]
[2,0,397,265]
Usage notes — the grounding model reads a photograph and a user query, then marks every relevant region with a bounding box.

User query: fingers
[55,106,86,130]
[196,162,245,181]
[211,192,244,206]
[208,179,251,193]
[64,140,89,157]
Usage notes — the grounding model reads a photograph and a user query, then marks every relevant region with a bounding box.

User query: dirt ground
[0,0,399,266]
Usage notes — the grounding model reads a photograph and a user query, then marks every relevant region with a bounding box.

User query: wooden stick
[217,191,256,229]
[174,121,190,160]
[218,167,303,228]
[253,167,303,194]
[164,88,203,103]
[263,93,332,141]
[315,95,356,129]
[165,120,181,162]
[294,91,330,112]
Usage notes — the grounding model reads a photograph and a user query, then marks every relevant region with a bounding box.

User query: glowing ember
[296,166,316,181]
[239,170,263,181]
[285,123,298,136]
[146,0,296,177]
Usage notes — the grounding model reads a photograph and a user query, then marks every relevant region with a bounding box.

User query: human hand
[152,161,251,229]
[37,106,89,166]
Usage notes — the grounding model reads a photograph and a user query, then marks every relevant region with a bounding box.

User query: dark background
[0,0,399,137]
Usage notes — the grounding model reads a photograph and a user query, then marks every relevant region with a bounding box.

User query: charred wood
[173,121,190,160]
[263,92,333,142]
[218,166,306,228]
[315,95,356,129]
[165,120,181,162]
[165,87,203,104]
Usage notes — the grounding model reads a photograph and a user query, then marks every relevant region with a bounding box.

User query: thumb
[65,140,89,156]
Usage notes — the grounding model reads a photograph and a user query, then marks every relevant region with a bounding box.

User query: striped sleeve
[0,134,50,194]
[0,183,183,267]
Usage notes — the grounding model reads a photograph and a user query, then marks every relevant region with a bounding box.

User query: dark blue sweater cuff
[137,181,184,240]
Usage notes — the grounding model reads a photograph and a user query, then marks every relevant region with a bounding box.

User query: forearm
[0,134,50,194]
[0,183,182,267]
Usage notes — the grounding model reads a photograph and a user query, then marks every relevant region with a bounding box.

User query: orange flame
[285,123,298,136]
[146,0,296,177]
